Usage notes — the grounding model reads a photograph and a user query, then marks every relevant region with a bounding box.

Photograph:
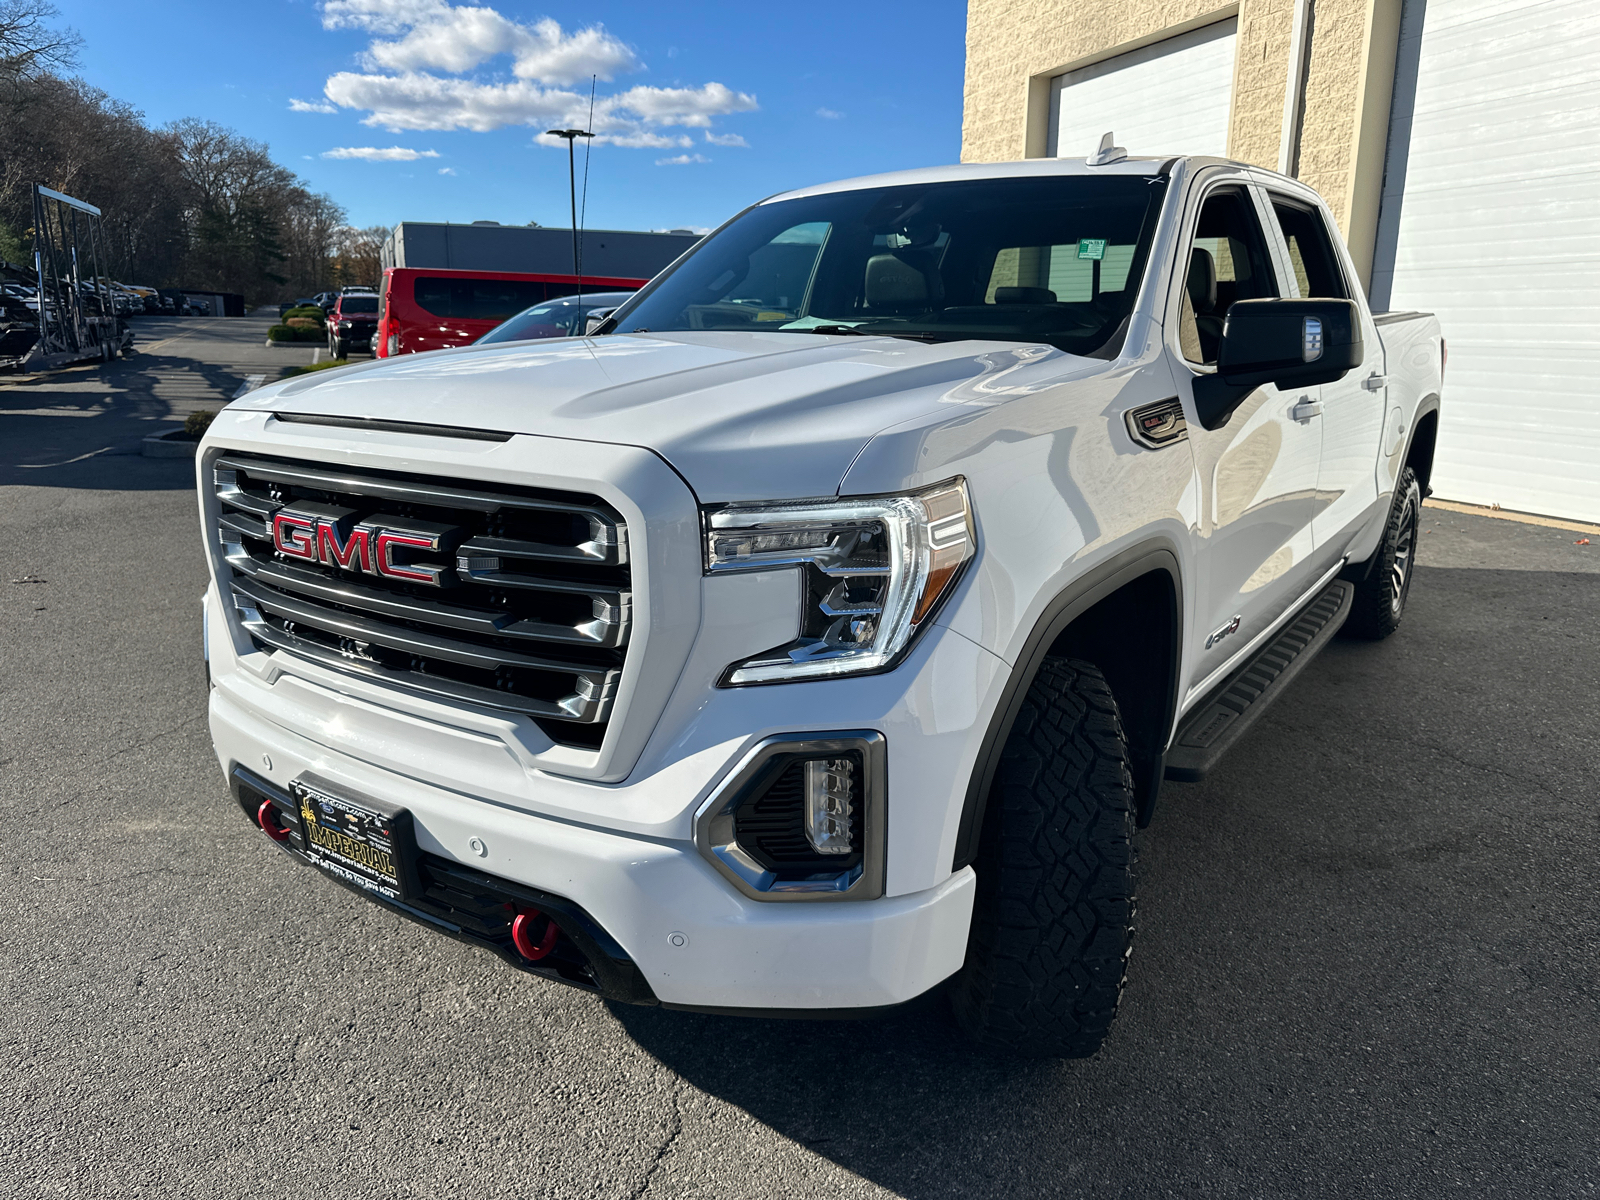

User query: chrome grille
[211,453,631,744]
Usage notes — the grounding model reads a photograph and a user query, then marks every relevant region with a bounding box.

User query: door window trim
[1164,171,1284,371]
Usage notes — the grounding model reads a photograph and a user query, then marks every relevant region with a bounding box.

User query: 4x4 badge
[1205,615,1242,649]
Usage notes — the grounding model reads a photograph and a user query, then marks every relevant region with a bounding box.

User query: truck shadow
[610,561,1600,1197]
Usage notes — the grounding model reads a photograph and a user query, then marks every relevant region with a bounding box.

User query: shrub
[285,317,319,330]
[267,325,323,342]
[185,410,217,437]
[283,306,325,323]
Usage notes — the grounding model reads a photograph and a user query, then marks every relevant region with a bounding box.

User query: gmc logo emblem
[271,510,449,586]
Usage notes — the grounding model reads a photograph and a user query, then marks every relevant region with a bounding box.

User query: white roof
[767,156,1183,203]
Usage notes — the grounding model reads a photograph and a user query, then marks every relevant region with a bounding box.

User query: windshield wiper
[804,324,946,343]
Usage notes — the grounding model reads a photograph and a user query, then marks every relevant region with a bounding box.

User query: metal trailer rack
[11,184,126,371]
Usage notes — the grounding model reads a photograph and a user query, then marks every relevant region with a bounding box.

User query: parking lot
[2,314,1596,1199]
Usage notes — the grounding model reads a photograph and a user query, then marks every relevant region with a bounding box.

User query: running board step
[1165,580,1354,782]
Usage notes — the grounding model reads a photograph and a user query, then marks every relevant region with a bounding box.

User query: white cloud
[322,0,463,36]
[315,3,754,148]
[324,71,755,140]
[323,2,636,83]
[656,153,710,166]
[290,98,338,113]
[437,166,457,174]
[816,107,845,119]
[321,145,442,161]
[536,130,692,149]
[610,83,754,128]
[704,131,748,147]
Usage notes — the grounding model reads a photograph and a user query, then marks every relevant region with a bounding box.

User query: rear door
[1263,192,1388,557]
[1172,177,1325,689]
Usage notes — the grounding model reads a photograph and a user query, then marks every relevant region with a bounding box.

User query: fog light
[694,732,886,902]
[804,758,855,854]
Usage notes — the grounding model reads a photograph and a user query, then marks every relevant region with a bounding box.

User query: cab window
[1270,200,1349,299]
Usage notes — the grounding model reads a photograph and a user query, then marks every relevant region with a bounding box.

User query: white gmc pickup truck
[199,151,1443,1056]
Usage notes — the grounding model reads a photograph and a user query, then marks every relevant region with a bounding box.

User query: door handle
[1362,373,1389,392]
[1289,396,1323,421]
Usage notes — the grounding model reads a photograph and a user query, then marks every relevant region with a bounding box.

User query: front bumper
[210,681,977,1011]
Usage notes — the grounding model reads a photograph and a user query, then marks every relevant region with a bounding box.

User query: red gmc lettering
[316,523,371,572]
[272,512,317,560]
[374,531,440,583]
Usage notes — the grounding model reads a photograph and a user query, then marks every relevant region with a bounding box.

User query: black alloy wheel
[1343,466,1422,640]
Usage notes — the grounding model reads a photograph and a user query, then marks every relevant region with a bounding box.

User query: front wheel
[1343,467,1421,640]
[949,657,1137,1058]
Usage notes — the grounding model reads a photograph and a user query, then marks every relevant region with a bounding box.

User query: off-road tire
[949,656,1137,1058]
[1342,466,1421,641]
[331,335,349,359]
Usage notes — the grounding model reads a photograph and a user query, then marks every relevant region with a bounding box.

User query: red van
[374,267,646,358]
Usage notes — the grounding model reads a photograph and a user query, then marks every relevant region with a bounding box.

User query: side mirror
[1191,298,1362,430]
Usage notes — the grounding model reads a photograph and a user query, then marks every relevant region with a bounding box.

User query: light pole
[545,128,595,280]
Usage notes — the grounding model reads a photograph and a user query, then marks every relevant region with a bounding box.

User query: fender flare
[1346,393,1442,582]
[950,539,1185,870]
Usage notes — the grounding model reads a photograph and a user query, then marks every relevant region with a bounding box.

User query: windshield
[340,297,379,314]
[610,174,1168,356]
[477,292,636,343]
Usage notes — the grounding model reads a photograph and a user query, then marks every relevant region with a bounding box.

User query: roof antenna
[1088,131,1127,165]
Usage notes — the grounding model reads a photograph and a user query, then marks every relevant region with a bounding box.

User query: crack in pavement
[629,1078,685,1199]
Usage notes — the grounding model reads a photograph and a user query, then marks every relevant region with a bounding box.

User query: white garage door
[1047,19,1237,160]
[1371,0,1600,522]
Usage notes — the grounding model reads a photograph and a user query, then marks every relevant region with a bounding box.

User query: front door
[1175,183,1326,692]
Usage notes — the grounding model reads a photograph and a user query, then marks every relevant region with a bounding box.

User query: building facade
[964,0,1599,522]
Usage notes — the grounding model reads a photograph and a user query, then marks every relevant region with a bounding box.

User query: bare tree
[0,28,371,303]
[331,224,388,291]
[0,0,79,84]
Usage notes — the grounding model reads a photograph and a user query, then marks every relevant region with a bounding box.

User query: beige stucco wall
[962,0,1401,287]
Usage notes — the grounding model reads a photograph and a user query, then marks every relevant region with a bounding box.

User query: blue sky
[64,0,968,234]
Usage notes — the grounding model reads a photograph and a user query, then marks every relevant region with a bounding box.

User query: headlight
[704,477,975,684]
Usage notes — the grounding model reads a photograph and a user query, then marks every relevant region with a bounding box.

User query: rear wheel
[1343,467,1421,640]
[949,657,1137,1058]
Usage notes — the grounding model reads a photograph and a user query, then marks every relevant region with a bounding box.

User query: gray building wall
[380,223,700,279]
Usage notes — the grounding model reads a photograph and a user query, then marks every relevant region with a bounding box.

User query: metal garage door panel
[1375,0,1600,521]
[1048,20,1237,159]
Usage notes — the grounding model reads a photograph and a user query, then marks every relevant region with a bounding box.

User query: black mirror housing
[1192,298,1362,429]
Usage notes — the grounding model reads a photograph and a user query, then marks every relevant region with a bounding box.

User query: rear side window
[1271,201,1349,299]
[413,277,551,320]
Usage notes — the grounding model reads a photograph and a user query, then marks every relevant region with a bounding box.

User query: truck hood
[237,331,1097,501]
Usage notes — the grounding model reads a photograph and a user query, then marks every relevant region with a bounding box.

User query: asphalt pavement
[1,314,1595,1199]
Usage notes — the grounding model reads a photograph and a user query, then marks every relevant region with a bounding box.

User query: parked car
[196,152,1443,1057]
[476,292,637,344]
[327,292,380,357]
[313,291,339,313]
[373,267,645,358]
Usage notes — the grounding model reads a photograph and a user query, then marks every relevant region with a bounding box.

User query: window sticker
[1077,238,1107,260]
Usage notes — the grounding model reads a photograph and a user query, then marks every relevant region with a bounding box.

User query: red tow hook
[256,799,292,844]
[511,909,559,961]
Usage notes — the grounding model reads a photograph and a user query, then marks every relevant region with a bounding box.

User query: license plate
[290,777,418,902]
